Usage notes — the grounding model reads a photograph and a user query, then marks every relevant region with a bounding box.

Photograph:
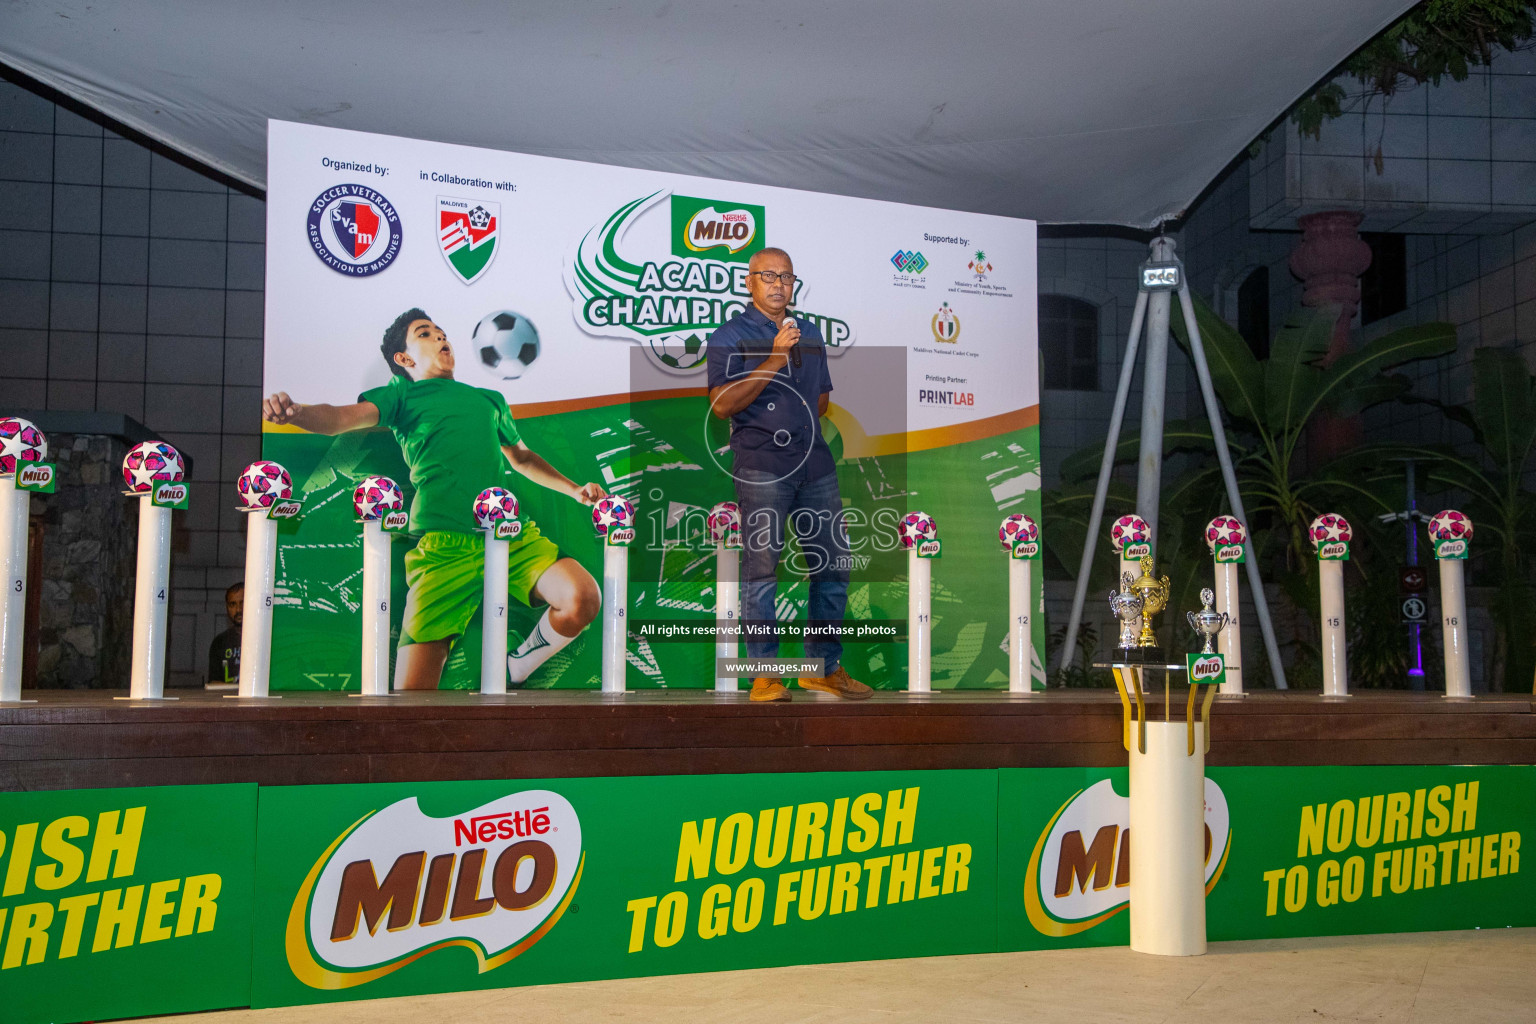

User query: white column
[1008,556,1033,693]
[237,511,279,698]
[908,547,931,692]
[601,543,628,693]
[1214,560,1243,695]
[128,497,173,700]
[359,519,391,696]
[1319,560,1348,696]
[480,532,510,695]
[1129,720,1207,956]
[1439,558,1471,698]
[715,545,740,691]
[0,478,30,702]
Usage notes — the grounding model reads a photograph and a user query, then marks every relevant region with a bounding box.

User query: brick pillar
[1289,211,1372,456]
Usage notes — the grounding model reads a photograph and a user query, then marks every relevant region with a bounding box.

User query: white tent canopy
[0,1,1412,227]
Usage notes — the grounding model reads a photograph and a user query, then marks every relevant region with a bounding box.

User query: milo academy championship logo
[566,191,852,374]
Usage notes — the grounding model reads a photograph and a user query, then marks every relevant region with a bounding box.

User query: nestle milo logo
[671,195,764,262]
[1011,540,1039,560]
[916,539,943,559]
[381,510,410,534]
[606,527,636,547]
[267,499,304,520]
[1122,542,1150,561]
[493,519,523,541]
[151,482,188,509]
[1187,653,1225,684]
[1435,538,1468,560]
[1317,540,1349,561]
[1214,543,1245,563]
[15,462,55,493]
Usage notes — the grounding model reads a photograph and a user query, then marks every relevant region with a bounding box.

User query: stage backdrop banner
[0,784,258,1024]
[997,764,1534,950]
[262,119,1041,691]
[252,770,999,1009]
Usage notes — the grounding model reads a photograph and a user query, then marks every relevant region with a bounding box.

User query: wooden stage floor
[3,688,1533,792]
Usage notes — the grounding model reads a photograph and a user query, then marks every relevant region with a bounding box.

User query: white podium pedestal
[1319,559,1348,696]
[1213,560,1243,695]
[481,532,510,695]
[715,545,739,692]
[0,477,33,703]
[1439,558,1471,698]
[601,543,628,693]
[358,519,392,696]
[237,511,278,698]
[127,498,173,700]
[907,547,931,692]
[1129,719,1207,956]
[1008,557,1034,692]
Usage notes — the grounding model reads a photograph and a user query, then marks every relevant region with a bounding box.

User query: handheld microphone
[783,316,801,368]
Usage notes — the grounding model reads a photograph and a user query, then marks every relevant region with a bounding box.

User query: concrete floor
[141,928,1534,1024]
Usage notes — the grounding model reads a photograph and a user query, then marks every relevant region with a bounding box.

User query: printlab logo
[967,250,993,282]
[891,250,929,274]
[671,195,765,263]
[287,791,584,989]
[931,302,960,343]
[306,184,403,276]
[1023,779,1229,937]
[438,197,500,284]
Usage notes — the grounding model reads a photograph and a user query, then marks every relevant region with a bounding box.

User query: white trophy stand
[715,544,740,692]
[1001,513,1040,693]
[1206,517,1246,696]
[0,420,46,704]
[481,527,510,695]
[1130,719,1208,956]
[906,515,936,693]
[1312,513,1350,697]
[128,497,174,700]
[237,509,279,698]
[1429,511,1473,699]
[358,518,393,696]
[601,542,628,693]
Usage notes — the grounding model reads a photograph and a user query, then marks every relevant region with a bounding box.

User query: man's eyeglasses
[751,271,798,285]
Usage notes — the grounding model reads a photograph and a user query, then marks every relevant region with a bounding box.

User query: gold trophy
[1129,555,1171,652]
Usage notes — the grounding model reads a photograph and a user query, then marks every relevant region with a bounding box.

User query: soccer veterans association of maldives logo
[286,790,584,988]
[307,184,403,276]
[931,302,960,343]
[438,197,500,284]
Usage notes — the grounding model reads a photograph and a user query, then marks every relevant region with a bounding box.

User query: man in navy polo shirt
[707,247,873,703]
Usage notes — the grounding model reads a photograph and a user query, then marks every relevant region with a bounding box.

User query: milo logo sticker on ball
[1214,543,1245,563]
[1187,652,1226,685]
[1121,542,1150,560]
[151,482,189,510]
[1435,538,1468,560]
[1317,540,1349,561]
[15,462,55,493]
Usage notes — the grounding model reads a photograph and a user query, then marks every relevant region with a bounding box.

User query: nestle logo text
[453,807,552,847]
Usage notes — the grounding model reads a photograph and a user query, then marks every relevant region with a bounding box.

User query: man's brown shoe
[750,677,792,702]
[798,665,874,700]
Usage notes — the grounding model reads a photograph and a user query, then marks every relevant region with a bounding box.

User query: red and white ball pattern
[999,513,1038,549]
[1110,513,1150,552]
[236,460,292,510]
[898,511,938,548]
[1309,512,1352,546]
[1205,515,1247,552]
[1427,509,1473,542]
[0,417,47,476]
[353,475,404,521]
[473,486,519,529]
[122,441,185,493]
[708,501,740,544]
[592,496,635,535]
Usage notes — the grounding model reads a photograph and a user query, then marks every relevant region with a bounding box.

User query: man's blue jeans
[735,466,850,673]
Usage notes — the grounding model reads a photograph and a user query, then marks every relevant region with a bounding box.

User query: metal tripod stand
[1057,237,1288,688]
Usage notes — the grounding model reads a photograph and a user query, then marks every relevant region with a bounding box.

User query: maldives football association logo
[307,184,403,277]
[438,197,500,284]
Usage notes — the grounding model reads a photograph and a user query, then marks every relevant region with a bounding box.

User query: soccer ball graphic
[473,486,519,529]
[898,511,938,548]
[236,460,292,510]
[1309,513,1352,546]
[1110,514,1150,552]
[474,310,541,380]
[592,496,635,535]
[467,205,492,230]
[708,501,741,544]
[649,333,709,372]
[0,417,47,476]
[998,513,1038,548]
[353,475,404,522]
[1205,515,1247,551]
[1428,509,1473,542]
[122,441,184,493]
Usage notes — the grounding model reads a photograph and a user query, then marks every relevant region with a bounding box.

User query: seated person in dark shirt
[207,582,243,688]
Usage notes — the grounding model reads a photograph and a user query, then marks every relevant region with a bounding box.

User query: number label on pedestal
[15,462,56,493]
[381,511,409,534]
[916,539,942,559]
[493,519,523,541]
[156,587,166,604]
[152,483,189,510]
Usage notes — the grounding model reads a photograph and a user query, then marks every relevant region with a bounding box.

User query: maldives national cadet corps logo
[307,184,403,276]
[438,197,500,284]
[932,302,960,343]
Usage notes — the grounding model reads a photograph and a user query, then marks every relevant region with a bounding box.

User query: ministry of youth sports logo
[307,184,403,276]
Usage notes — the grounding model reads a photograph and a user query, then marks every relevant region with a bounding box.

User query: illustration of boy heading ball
[262,308,608,691]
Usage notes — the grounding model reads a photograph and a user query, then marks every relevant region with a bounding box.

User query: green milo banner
[261,120,1044,692]
[1,766,1530,1021]
[251,770,998,1007]
[0,784,257,1024]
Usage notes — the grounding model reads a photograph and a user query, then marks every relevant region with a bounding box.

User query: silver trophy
[1108,573,1144,650]
[1186,587,1229,656]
